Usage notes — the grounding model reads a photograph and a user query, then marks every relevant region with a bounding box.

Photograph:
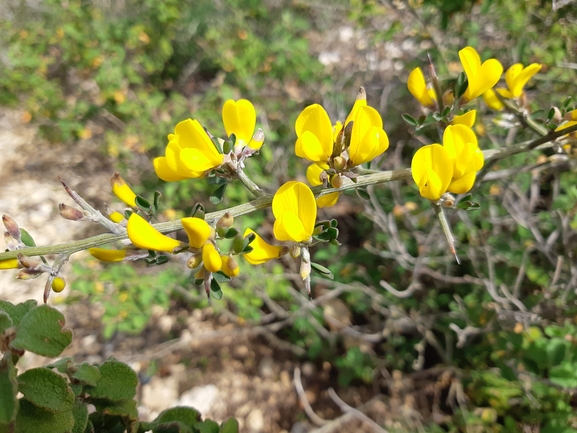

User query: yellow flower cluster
[411,125,484,202]
[295,89,389,207]
[154,99,263,182]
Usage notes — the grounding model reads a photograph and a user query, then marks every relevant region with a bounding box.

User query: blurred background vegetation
[1,0,577,431]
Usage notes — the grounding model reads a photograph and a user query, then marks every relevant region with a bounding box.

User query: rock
[177,384,219,415]
[246,408,264,432]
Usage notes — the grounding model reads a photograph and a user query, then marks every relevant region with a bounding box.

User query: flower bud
[2,215,20,241]
[110,172,137,207]
[221,254,240,277]
[289,244,301,258]
[247,128,265,151]
[332,156,347,172]
[51,276,66,293]
[17,269,43,280]
[18,255,42,269]
[202,242,222,273]
[330,174,344,189]
[59,203,86,221]
[187,254,202,269]
[216,212,234,229]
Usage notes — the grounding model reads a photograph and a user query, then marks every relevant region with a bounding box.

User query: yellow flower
[452,110,476,127]
[295,104,334,163]
[222,99,262,150]
[272,181,317,243]
[443,125,484,194]
[503,63,541,98]
[181,217,213,249]
[566,109,577,121]
[0,258,19,269]
[221,254,240,277]
[242,228,283,265]
[127,213,181,252]
[411,144,453,201]
[202,242,222,273]
[459,46,503,102]
[89,248,127,262]
[109,211,125,223]
[306,163,340,208]
[482,89,505,111]
[110,172,137,207]
[556,120,577,138]
[348,106,389,166]
[154,119,224,182]
[407,67,436,108]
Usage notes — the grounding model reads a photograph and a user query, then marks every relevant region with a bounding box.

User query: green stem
[235,167,265,198]
[499,96,548,136]
[432,203,459,264]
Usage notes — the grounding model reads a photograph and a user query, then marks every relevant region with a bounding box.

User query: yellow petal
[127,213,181,252]
[344,90,367,127]
[317,192,340,208]
[222,99,256,146]
[202,242,222,273]
[243,228,283,265]
[0,258,19,269]
[348,106,389,166]
[153,157,190,182]
[506,63,541,98]
[274,211,309,242]
[460,47,503,101]
[452,110,476,127]
[181,217,213,249]
[295,104,333,162]
[272,181,316,241]
[89,248,127,262]
[110,172,137,207]
[407,67,436,107]
[443,124,482,179]
[180,147,224,173]
[109,211,125,223]
[221,255,240,277]
[411,144,453,201]
[175,119,223,171]
[306,162,329,187]
[448,172,478,195]
[482,89,505,111]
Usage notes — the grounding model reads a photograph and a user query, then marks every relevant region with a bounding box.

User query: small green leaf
[71,401,88,433]
[11,305,72,357]
[210,184,227,205]
[153,191,162,212]
[92,398,138,418]
[19,229,36,247]
[219,418,239,433]
[18,368,75,412]
[0,300,37,327]
[330,219,338,228]
[549,364,577,388]
[401,113,418,127]
[72,363,101,386]
[311,262,334,280]
[46,358,74,374]
[233,236,250,254]
[0,311,13,335]
[0,359,18,424]
[85,358,138,401]
[155,406,201,426]
[454,71,468,100]
[212,272,231,284]
[135,196,151,211]
[224,228,239,239]
[195,419,219,433]
[562,96,573,109]
[547,338,567,366]
[547,107,556,122]
[156,255,169,265]
[210,279,223,300]
[15,399,74,433]
[190,203,205,219]
[241,245,253,254]
[356,188,370,201]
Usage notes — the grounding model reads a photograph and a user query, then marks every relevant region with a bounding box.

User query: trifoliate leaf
[0,358,18,424]
[15,399,74,433]
[11,305,72,357]
[0,300,37,327]
[85,358,138,401]
[18,368,75,412]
